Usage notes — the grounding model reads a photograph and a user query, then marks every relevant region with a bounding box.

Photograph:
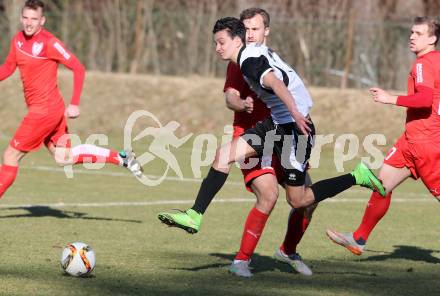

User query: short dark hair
[24,0,45,14]
[414,16,440,45]
[212,17,246,45]
[240,7,270,28]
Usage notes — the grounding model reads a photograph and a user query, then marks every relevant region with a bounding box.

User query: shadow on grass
[0,206,141,223]
[362,245,440,264]
[1,251,440,296]
[174,252,378,277]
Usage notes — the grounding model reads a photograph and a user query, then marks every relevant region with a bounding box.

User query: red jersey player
[0,0,142,199]
[327,16,440,255]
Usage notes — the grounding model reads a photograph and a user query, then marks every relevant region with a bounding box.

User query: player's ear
[264,27,270,37]
[40,16,46,26]
[428,34,437,46]
[233,36,242,48]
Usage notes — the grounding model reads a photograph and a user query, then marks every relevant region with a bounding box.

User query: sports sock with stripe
[235,207,269,261]
[353,191,392,243]
[71,144,121,165]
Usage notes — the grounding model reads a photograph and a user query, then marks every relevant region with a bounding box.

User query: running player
[0,0,142,199]
[326,16,440,255]
[158,17,385,244]
[221,8,316,277]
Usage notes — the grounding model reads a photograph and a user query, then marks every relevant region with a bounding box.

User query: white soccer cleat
[229,260,252,278]
[273,248,313,276]
[326,229,365,255]
[119,150,143,177]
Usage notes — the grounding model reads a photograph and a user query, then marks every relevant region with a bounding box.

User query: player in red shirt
[327,17,440,255]
[0,0,142,199]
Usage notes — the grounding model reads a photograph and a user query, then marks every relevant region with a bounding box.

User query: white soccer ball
[60,242,96,277]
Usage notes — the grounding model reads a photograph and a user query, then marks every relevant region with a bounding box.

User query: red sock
[280,209,310,255]
[353,191,392,242]
[235,207,269,261]
[0,165,18,198]
[72,145,121,165]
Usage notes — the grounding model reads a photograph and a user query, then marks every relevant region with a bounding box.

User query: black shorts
[241,116,315,186]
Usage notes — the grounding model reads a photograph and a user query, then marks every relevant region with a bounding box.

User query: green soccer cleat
[157,209,202,234]
[351,162,386,196]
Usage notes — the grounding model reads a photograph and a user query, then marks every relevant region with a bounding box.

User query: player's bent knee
[257,192,278,212]
[286,192,311,209]
[213,148,233,170]
[286,197,304,209]
[3,146,25,165]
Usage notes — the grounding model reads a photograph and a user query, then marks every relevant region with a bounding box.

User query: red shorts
[384,134,440,197]
[11,111,70,152]
[241,155,284,192]
[234,125,284,192]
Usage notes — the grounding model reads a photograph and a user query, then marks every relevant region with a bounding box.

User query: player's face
[214,30,241,61]
[243,14,269,44]
[21,7,45,37]
[409,24,436,55]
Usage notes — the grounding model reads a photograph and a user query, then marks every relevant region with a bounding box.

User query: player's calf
[3,145,26,167]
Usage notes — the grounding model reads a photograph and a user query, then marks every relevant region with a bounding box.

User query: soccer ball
[60,242,96,277]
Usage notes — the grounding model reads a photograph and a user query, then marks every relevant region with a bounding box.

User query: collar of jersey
[237,45,246,66]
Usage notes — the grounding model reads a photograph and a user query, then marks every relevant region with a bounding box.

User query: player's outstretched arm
[263,72,311,135]
[370,86,433,108]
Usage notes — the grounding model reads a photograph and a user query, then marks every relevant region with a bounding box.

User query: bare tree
[4,0,22,39]
[202,1,218,76]
[130,0,149,73]
[341,2,356,89]
[143,0,160,75]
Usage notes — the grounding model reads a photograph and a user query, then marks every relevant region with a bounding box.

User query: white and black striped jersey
[238,43,313,124]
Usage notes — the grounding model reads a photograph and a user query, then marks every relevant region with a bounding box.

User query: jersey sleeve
[413,59,436,89]
[240,55,273,88]
[396,59,436,108]
[0,40,17,81]
[46,37,85,105]
[396,85,433,108]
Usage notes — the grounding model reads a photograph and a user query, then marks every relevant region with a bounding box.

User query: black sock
[310,174,356,203]
[191,167,228,214]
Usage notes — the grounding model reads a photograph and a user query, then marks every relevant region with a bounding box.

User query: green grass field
[0,135,438,296]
